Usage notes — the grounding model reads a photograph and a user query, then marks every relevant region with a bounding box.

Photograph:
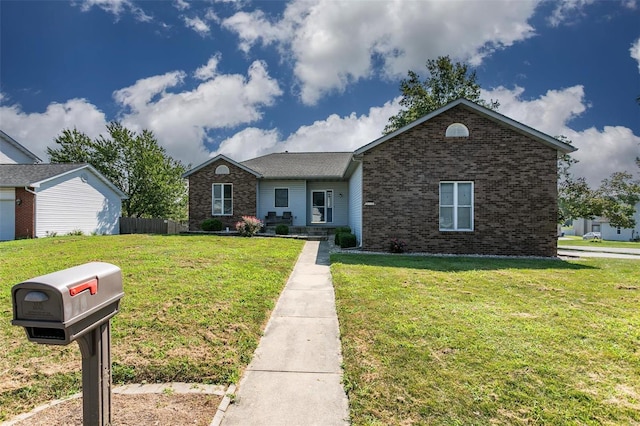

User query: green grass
[0,234,304,421]
[559,236,640,249]
[331,254,640,425]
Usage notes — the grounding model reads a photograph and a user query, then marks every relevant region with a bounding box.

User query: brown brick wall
[361,105,559,257]
[187,160,258,230]
[15,188,35,239]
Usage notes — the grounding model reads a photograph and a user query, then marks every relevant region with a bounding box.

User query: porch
[262,225,339,240]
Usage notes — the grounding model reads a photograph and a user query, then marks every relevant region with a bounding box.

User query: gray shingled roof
[241,152,353,179]
[0,164,88,187]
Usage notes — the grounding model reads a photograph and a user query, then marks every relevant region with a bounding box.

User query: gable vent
[445,123,469,138]
[215,165,230,175]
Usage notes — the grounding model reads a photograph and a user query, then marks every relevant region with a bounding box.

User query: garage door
[0,189,16,241]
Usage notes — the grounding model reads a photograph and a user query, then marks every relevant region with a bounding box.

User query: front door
[311,190,333,224]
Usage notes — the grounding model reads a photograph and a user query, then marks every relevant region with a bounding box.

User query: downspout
[351,155,364,248]
[24,186,37,238]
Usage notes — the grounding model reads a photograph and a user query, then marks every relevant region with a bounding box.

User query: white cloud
[183,16,210,36]
[483,85,640,186]
[173,0,190,11]
[483,85,587,135]
[183,8,219,36]
[562,126,640,186]
[204,9,220,23]
[222,9,292,53]
[113,71,186,113]
[213,99,401,160]
[194,54,221,80]
[0,99,107,160]
[630,37,640,72]
[623,0,637,9]
[0,57,282,168]
[547,0,595,27]
[115,59,282,165]
[75,0,152,23]
[223,0,539,105]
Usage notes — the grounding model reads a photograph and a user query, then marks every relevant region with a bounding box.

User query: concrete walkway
[220,241,350,426]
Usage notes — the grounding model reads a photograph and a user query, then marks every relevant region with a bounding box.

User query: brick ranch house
[183,99,576,257]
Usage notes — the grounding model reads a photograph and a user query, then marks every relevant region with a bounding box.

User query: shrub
[235,216,263,237]
[334,226,352,245]
[389,238,407,253]
[335,226,351,234]
[275,224,289,235]
[202,218,223,231]
[339,233,357,248]
[67,229,84,236]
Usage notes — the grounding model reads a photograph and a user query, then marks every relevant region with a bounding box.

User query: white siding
[0,138,37,164]
[257,180,307,226]
[600,202,640,241]
[0,188,16,240]
[307,181,349,226]
[348,163,362,245]
[35,169,122,237]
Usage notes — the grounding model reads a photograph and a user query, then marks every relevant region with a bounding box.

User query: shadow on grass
[330,253,597,272]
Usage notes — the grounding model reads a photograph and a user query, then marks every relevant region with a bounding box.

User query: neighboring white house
[600,202,640,241]
[0,131,126,240]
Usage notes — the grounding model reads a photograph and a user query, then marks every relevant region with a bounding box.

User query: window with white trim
[439,181,473,231]
[212,183,233,215]
[275,188,288,208]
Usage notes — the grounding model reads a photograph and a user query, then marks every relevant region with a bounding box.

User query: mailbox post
[11,262,124,426]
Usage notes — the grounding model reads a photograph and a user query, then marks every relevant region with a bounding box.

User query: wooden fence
[119,217,188,235]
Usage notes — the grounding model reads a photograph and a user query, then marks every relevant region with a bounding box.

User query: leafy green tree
[47,128,95,164]
[48,122,188,220]
[384,56,499,134]
[556,137,597,223]
[597,171,640,229]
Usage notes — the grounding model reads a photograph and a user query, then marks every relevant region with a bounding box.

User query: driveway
[558,245,640,259]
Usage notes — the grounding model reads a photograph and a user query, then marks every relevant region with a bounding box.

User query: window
[215,165,230,174]
[440,182,473,231]
[212,183,232,215]
[445,123,469,138]
[275,188,289,208]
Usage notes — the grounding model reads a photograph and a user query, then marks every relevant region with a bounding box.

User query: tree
[556,137,600,223]
[597,171,640,229]
[384,56,500,134]
[48,122,188,220]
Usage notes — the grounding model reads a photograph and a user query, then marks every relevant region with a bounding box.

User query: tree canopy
[48,123,188,220]
[558,142,640,230]
[384,56,499,134]
[598,171,640,229]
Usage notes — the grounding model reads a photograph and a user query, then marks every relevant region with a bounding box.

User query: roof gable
[182,154,262,178]
[354,98,577,155]
[0,130,42,163]
[0,163,126,198]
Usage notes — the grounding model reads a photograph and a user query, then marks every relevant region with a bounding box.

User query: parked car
[583,232,601,240]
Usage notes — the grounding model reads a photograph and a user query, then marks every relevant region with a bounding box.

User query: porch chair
[265,211,277,225]
[282,211,293,225]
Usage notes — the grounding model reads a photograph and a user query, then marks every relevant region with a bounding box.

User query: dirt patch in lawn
[11,393,222,426]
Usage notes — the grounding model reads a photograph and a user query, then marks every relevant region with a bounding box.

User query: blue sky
[1,0,639,186]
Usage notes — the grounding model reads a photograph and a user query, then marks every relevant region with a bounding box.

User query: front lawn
[332,254,640,425]
[0,234,304,421]
[559,236,640,249]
